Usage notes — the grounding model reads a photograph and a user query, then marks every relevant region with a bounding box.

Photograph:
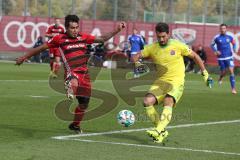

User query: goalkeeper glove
[135,61,149,74]
[202,70,213,88]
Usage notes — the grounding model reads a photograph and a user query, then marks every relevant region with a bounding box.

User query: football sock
[156,106,172,132]
[145,105,160,127]
[73,105,86,126]
[230,74,236,89]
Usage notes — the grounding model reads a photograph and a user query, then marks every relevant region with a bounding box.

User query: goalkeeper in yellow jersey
[132,22,212,143]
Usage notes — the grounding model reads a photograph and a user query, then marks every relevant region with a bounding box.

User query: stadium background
[1,0,240,67]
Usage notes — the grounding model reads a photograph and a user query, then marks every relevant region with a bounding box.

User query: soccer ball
[117,110,135,127]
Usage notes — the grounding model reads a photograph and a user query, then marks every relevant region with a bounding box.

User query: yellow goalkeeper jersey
[141,39,192,85]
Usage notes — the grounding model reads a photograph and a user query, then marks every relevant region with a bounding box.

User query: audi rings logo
[4,21,49,48]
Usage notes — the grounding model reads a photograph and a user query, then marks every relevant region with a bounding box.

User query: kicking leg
[69,96,90,133]
[143,93,159,127]
[146,95,174,143]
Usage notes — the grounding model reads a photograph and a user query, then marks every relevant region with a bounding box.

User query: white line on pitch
[71,139,240,156]
[52,119,240,140]
[28,95,49,98]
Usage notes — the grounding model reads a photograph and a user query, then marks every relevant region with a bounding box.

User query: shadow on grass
[0,124,66,142]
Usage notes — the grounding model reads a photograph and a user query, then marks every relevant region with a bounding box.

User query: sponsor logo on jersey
[170,50,175,55]
[67,43,85,49]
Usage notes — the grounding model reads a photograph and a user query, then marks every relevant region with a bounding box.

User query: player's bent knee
[221,70,227,75]
[77,96,90,109]
[163,95,175,107]
[228,68,234,74]
[143,93,157,107]
[55,57,61,62]
[77,104,88,110]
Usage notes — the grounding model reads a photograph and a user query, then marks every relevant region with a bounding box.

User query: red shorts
[49,47,61,58]
[66,71,91,97]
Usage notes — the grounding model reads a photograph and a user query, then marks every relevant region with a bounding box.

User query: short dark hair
[65,15,79,28]
[220,23,227,27]
[155,22,169,33]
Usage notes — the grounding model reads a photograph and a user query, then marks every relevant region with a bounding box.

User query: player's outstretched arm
[94,22,126,43]
[16,44,49,65]
[188,51,212,87]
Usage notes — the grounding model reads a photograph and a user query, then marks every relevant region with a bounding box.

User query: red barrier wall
[1,16,240,66]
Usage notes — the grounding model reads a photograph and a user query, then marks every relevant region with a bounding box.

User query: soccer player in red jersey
[16,15,126,133]
[45,18,65,78]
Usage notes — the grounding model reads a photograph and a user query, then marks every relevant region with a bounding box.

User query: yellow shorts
[148,80,184,104]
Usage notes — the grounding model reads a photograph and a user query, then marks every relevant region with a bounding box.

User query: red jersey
[46,33,95,73]
[46,24,65,37]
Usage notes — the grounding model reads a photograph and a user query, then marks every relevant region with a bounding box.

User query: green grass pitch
[0,61,240,160]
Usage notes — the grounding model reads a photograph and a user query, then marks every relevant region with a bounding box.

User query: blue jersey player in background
[211,23,237,94]
[128,28,145,78]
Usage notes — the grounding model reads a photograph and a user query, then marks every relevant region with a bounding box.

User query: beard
[159,41,167,46]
